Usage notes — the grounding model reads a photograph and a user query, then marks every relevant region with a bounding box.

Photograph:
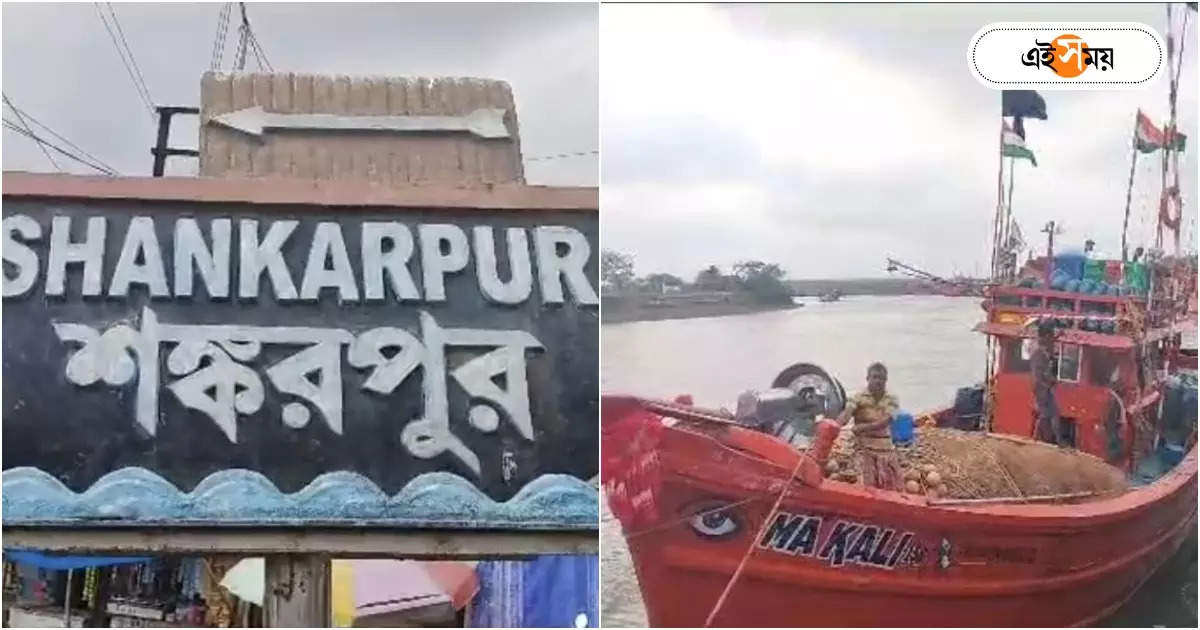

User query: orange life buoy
[1159,186,1182,231]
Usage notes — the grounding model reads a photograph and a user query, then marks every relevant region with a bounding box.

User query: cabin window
[1023,296,1044,308]
[1048,298,1074,312]
[1002,339,1031,373]
[1089,349,1120,386]
[1057,343,1081,382]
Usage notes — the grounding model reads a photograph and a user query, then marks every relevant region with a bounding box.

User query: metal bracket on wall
[151,106,200,177]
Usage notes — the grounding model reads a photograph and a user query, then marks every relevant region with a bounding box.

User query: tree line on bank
[601,249,793,305]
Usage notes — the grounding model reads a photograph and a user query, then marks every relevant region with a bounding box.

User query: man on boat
[837,362,902,490]
[1031,320,1066,446]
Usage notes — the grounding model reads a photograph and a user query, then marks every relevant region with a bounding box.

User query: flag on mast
[1134,110,1165,152]
[1134,109,1189,153]
[1002,121,1037,166]
[1002,90,1048,120]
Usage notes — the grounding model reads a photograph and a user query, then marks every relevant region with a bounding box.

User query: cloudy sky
[2,2,597,186]
[602,3,1198,280]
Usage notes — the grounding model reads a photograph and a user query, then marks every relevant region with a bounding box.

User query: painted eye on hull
[689,508,739,538]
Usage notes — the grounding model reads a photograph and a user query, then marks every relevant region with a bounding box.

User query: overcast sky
[602,3,1198,280]
[2,2,597,186]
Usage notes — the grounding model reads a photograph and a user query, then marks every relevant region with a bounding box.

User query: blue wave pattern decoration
[2,468,597,530]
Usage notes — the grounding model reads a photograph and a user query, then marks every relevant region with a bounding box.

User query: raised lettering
[361,222,420,302]
[419,224,469,302]
[239,219,298,300]
[533,226,598,305]
[46,216,106,297]
[2,214,42,297]
[109,217,170,297]
[174,218,231,299]
[300,222,359,302]
[473,226,532,305]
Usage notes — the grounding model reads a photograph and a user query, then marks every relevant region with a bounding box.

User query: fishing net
[826,425,1130,501]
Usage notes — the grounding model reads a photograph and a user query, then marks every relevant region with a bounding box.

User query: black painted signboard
[2,194,598,523]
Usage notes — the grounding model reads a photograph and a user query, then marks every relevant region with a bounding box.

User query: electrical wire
[3,94,59,171]
[2,120,117,175]
[94,3,154,118]
[104,4,154,110]
[1,94,119,174]
[1,121,110,174]
[525,149,599,162]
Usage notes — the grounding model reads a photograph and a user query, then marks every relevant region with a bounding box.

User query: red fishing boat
[602,329,1196,627]
[601,21,1198,626]
[603,273,1197,626]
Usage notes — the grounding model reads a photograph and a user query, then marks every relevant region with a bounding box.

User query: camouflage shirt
[844,390,899,452]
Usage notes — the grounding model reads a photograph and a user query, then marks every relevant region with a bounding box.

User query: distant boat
[931,277,985,297]
[817,289,842,302]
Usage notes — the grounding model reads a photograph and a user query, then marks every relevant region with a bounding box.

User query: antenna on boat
[1040,220,1065,287]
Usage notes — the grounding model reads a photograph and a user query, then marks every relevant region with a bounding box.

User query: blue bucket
[892,412,914,445]
[1158,442,1186,468]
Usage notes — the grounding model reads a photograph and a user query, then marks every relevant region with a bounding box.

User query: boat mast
[1158,2,1188,252]
[984,109,1008,431]
[1120,135,1139,262]
[1004,156,1016,281]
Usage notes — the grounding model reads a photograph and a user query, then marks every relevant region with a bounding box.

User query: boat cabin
[977,281,1193,472]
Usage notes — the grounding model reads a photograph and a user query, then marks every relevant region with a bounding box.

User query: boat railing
[985,285,1188,333]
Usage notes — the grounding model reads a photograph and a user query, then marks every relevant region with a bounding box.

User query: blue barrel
[1054,252,1085,281]
[892,411,914,445]
[1051,270,1072,291]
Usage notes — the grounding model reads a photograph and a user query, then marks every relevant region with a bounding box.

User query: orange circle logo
[1048,34,1089,77]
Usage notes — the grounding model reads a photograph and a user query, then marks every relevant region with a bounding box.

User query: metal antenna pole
[151,106,200,176]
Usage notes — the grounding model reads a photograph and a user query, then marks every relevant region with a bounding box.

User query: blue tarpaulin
[3,550,150,571]
[470,555,598,628]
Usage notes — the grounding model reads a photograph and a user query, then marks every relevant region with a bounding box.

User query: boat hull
[603,396,1198,627]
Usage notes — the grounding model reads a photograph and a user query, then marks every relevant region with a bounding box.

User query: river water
[599,295,1197,628]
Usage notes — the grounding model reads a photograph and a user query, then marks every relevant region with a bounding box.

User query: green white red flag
[1001,121,1037,166]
